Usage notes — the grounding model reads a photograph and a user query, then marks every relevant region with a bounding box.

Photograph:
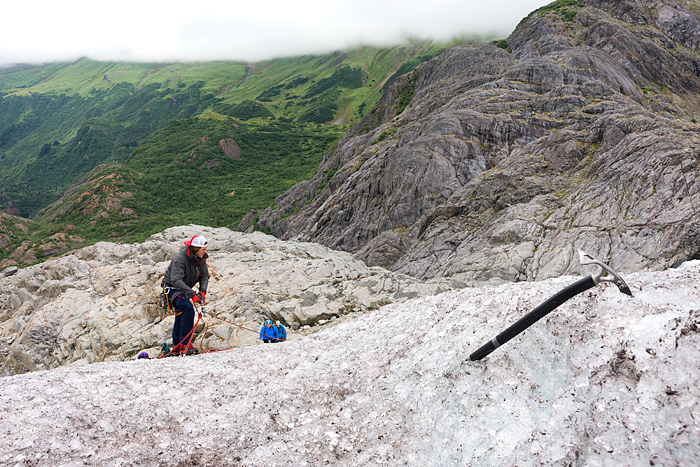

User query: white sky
[0,0,550,65]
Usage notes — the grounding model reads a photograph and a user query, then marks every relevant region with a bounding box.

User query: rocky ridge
[0,225,456,375]
[246,0,700,286]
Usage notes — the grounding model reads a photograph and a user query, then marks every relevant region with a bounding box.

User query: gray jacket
[162,246,209,299]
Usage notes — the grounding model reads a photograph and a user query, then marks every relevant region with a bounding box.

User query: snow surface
[1,263,699,466]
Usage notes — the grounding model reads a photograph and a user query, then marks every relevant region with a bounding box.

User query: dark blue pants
[172,294,195,347]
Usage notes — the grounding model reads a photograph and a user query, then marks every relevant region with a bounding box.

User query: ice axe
[469,249,632,361]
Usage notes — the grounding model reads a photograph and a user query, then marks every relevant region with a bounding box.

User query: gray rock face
[0,226,455,375]
[247,0,700,285]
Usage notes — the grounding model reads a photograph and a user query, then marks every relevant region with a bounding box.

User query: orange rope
[156,302,286,359]
[158,312,202,358]
[207,310,286,342]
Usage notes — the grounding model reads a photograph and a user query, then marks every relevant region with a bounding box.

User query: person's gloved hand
[192,291,206,304]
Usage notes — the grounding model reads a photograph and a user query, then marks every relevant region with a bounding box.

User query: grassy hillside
[0,39,478,218]
[0,115,346,268]
[0,80,217,216]
[33,116,345,239]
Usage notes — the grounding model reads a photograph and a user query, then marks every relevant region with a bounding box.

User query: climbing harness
[160,287,182,317]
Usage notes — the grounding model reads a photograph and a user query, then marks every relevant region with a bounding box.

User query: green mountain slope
[0,39,477,218]
[0,115,346,269]
[33,116,345,241]
[0,81,217,215]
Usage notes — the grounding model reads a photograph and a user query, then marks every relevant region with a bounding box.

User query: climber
[162,235,209,355]
[259,320,279,343]
[274,320,287,342]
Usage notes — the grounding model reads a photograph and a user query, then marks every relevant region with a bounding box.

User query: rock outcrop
[246,0,700,285]
[0,226,456,375]
[219,138,242,159]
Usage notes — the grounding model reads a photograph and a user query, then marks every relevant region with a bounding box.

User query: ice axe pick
[469,249,632,361]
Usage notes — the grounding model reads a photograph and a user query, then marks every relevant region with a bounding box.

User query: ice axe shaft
[469,250,632,361]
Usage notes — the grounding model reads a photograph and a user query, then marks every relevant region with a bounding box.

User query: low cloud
[0,0,548,65]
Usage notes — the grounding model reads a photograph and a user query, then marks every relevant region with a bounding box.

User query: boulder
[3,266,17,277]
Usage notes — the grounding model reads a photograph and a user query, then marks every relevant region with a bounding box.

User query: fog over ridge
[0,0,550,65]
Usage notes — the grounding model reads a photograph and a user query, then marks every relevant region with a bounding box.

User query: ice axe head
[578,249,633,296]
